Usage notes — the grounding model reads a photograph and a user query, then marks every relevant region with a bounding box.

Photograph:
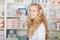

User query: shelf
[6,38,19,40]
[7,16,19,19]
[7,2,24,4]
[47,17,60,19]
[48,3,56,4]
[39,3,47,4]
[0,16,4,18]
[7,2,54,5]
[7,16,19,18]
[6,28,27,30]
[7,2,30,4]
[50,29,60,31]
[0,28,4,30]
[39,3,60,5]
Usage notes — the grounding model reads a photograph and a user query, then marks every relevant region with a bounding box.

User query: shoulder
[39,23,45,29]
[36,23,46,33]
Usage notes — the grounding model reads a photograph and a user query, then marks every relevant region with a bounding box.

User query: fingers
[16,10,20,14]
[16,10,23,15]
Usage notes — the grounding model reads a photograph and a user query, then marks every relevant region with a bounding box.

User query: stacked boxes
[6,19,18,28]
[0,30,4,40]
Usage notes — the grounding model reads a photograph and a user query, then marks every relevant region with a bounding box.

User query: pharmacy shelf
[7,16,19,18]
[7,2,58,5]
[50,29,60,31]
[39,3,47,4]
[48,3,57,4]
[0,28,4,30]
[7,2,24,4]
[6,28,27,30]
[7,2,30,7]
[0,16,4,18]
[6,38,19,40]
[7,2,29,4]
[39,2,60,4]
[7,2,57,5]
[47,3,60,5]
[47,17,60,19]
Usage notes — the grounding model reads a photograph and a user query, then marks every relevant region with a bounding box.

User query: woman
[16,3,49,40]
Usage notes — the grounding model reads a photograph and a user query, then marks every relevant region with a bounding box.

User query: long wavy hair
[27,3,49,40]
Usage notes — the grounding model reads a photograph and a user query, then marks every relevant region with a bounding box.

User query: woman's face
[28,5,39,19]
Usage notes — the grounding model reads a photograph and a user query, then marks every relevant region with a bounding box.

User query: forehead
[29,5,38,10]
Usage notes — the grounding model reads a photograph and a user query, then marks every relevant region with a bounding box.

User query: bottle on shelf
[32,0,39,3]
[56,20,60,30]
[14,0,23,2]
[40,0,47,3]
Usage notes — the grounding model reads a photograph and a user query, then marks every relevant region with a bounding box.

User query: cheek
[34,12,38,16]
[34,13,38,17]
[31,13,38,18]
[28,11,31,15]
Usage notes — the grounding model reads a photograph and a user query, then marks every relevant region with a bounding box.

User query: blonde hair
[27,3,49,40]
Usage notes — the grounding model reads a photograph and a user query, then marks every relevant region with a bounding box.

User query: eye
[33,10,35,12]
[29,9,31,11]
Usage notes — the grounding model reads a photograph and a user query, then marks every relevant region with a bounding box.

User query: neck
[31,19,34,22]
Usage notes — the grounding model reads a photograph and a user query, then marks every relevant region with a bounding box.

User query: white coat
[20,14,46,40]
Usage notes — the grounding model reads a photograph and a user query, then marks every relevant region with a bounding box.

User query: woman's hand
[16,10,23,15]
